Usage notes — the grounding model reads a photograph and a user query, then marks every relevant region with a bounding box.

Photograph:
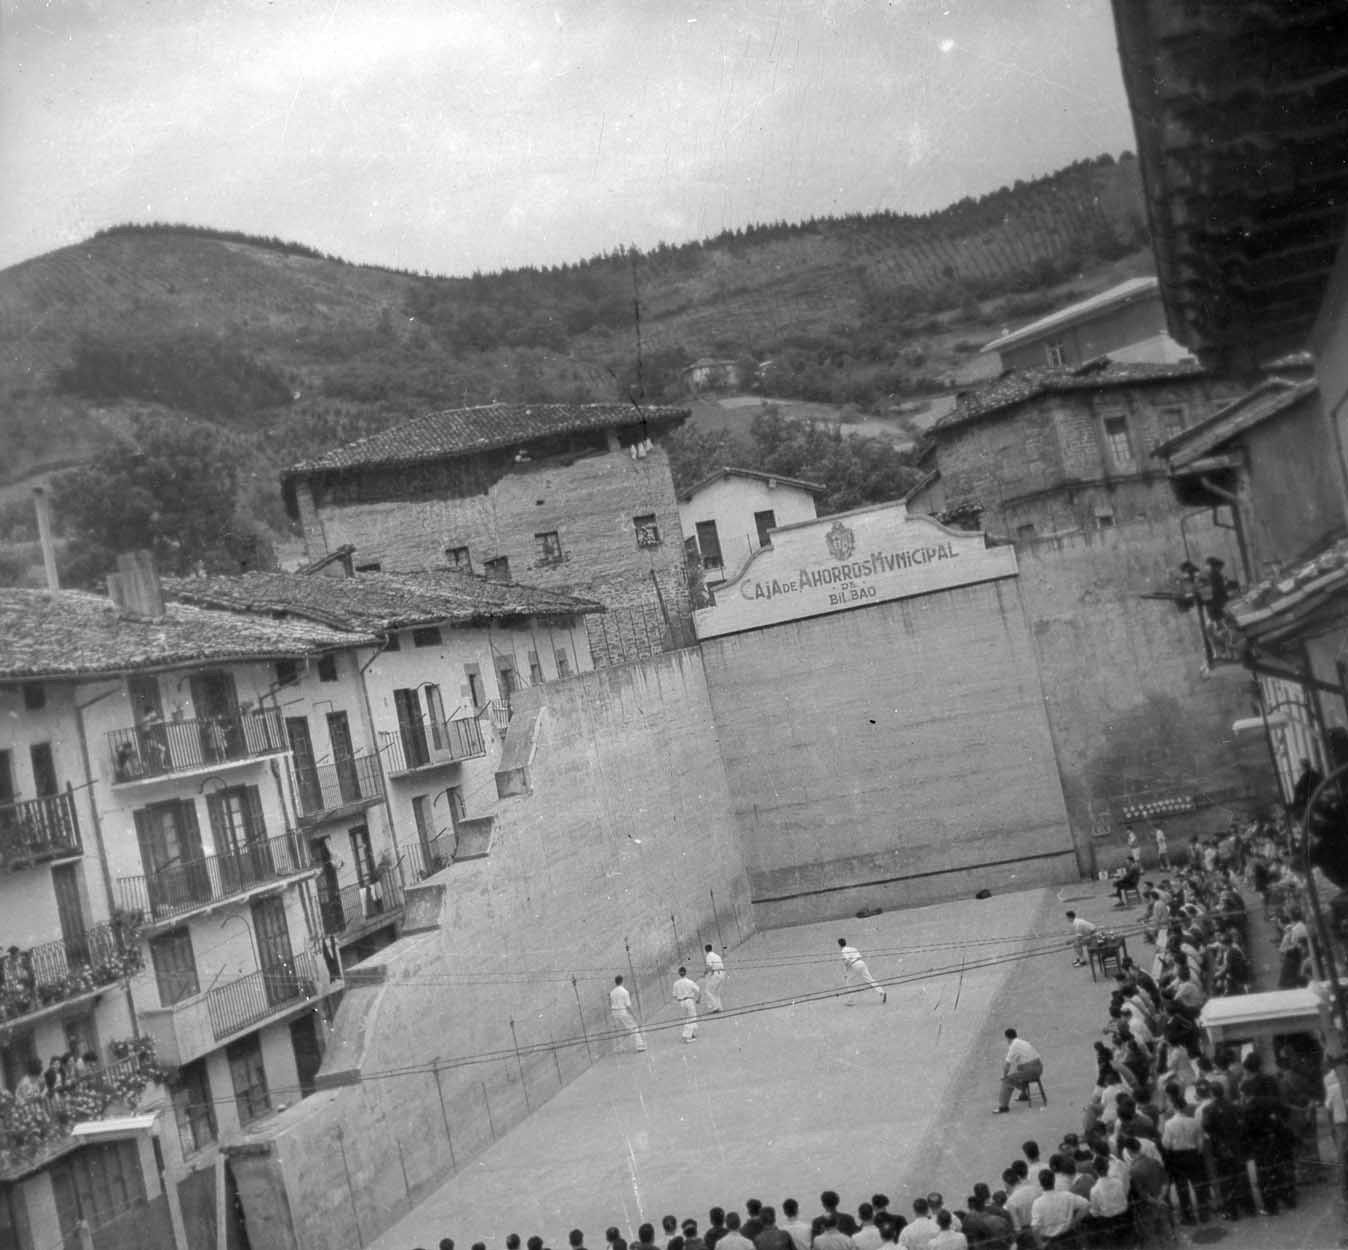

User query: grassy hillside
[0,152,1149,563]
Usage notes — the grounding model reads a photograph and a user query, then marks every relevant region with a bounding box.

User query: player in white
[702,943,726,1012]
[609,974,646,1053]
[838,937,887,1004]
[673,965,701,1042]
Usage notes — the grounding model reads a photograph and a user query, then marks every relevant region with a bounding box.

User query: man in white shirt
[672,966,701,1042]
[1325,1058,1347,1201]
[702,944,726,1012]
[1002,1170,1037,1232]
[1029,1171,1088,1244]
[838,937,887,1004]
[1153,823,1170,868]
[895,1198,937,1250]
[1065,911,1096,966]
[995,1028,1043,1113]
[851,1204,882,1250]
[609,974,646,1053]
[778,1199,811,1250]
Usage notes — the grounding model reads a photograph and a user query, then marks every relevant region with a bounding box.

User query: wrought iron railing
[205,948,322,1042]
[486,699,512,733]
[398,834,454,884]
[0,917,143,1026]
[0,788,81,867]
[294,754,385,823]
[115,831,311,923]
[108,708,286,782]
[315,872,405,939]
[378,714,485,775]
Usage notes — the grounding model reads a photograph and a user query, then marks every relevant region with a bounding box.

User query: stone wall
[225,648,750,1250]
[699,578,1078,926]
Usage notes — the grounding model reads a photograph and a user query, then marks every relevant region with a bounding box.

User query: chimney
[106,550,166,619]
[32,486,60,593]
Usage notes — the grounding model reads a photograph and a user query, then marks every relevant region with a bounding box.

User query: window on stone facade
[412,626,442,648]
[317,654,338,683]
[275,659,301,687]
[1095,509,1116,530]
[1103,415,1136,470]
[1157,404,1187,443]
[227,1035,270,1125]
[22,683,44,710]
[1044,340,1066,368]
[445,546,471,571]
[634,514,661,548]
[754,510,777,549]
[555,649,571,678]
[484,556,510,582]
[150,929,199,1006]
[695,521,723,570]
[534,531,563,565]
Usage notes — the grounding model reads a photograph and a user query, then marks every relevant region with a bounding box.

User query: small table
[1086,935,1128,982]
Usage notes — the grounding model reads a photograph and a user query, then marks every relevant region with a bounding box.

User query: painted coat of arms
[825,520,855,561]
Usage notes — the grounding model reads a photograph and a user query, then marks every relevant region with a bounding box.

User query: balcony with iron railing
[139,948,327,1067]
[115,831,313,925]
[109,708,287,785]
[0,787,81,869]
[294,754,385,827]
[0,1043,162,1181]
[316,871,405,943]
[378,714,486,778]
[483,698,512,734]
[0,917,144,1031]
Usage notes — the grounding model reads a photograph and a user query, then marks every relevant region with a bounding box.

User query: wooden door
[286,717,322,814]
[135,801,209,913]
[250,895,297,1006]
[326,711,359,801]
[207,787,271,891]
[52,863,88,965]
[393,688,429,768]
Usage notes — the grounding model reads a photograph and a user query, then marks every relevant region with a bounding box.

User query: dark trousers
[1250,1133,1297,1213]
[1210,1152,1256,1219]
[1164,1149,1210,1222]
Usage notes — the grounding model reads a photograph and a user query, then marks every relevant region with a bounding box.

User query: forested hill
[0,152,1147,540]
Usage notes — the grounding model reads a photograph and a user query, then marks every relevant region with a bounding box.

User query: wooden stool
[1024,1076,1047,1106]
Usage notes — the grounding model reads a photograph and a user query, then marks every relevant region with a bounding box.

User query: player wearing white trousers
[609,975,646,1052]
[838,938,887,1004]
[703,944,725,1012]
[673,967,701,1042]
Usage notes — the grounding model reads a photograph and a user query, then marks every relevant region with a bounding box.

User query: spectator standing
[812,1216,854,1250]
[1153,823,1170,869]
[896,1199,937,1250]
[926,1212,965,1250]
[779,1201,811,1250]
[851,1204,881,1250]
[753,1209,791,1250]
[717,1214,754,1250]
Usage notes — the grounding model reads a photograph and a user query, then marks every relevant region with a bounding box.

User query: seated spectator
[1110,861,1142,906]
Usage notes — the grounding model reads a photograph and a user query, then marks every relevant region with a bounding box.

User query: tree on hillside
[52,416,273,587]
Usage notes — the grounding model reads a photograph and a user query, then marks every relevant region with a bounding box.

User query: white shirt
[1030,1191,1087,1240]
[1088,1175,1129,1219]
[780,1219,812,1250]
[852,1225,882,1250]
[705,950,725,974]
[896,1217,937,1250]
[1153,828,1167,849]
[1072,917,1096,939]
[927,1232,966,1250]
[673,976,701,1002]
[1325,1070,1347,1125]
[840,945,865,968]
[1005,1037,1040,1068]
[610,984,633,1011]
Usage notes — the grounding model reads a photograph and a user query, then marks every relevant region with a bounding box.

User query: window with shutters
[205,786,272,890]
[349,825,376,887]
[275,659,301,687]
[317,654,338,683]
[134,799,210,911]
[1102,414,1136,470]
[173,1058,216,1153]
[227,1035,270,1125]
[528,651,543,685]
[445,545,471,571]
[695,520,723,570]
[150,929,199,1006]
[754,509,777,549]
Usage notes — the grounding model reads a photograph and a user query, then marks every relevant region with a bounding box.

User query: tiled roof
[1153,378,1317,467]
[166,570,604,633]
[677,466,827,503]
[981,278,1159,354]
[1228,537,1348,643]
[0,589,375,681]
[283,403,689,477]
[934,359,1206,434]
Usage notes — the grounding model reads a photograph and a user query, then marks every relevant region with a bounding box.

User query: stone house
[282,402,691,668]
[906,360,1263,840]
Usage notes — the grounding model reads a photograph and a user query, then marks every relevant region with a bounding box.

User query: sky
[0,0,1136,278]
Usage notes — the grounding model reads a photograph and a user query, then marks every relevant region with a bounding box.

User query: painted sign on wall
[693,501,1017,638]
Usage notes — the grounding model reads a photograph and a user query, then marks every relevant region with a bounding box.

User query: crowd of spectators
[412,815,1340,1250]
